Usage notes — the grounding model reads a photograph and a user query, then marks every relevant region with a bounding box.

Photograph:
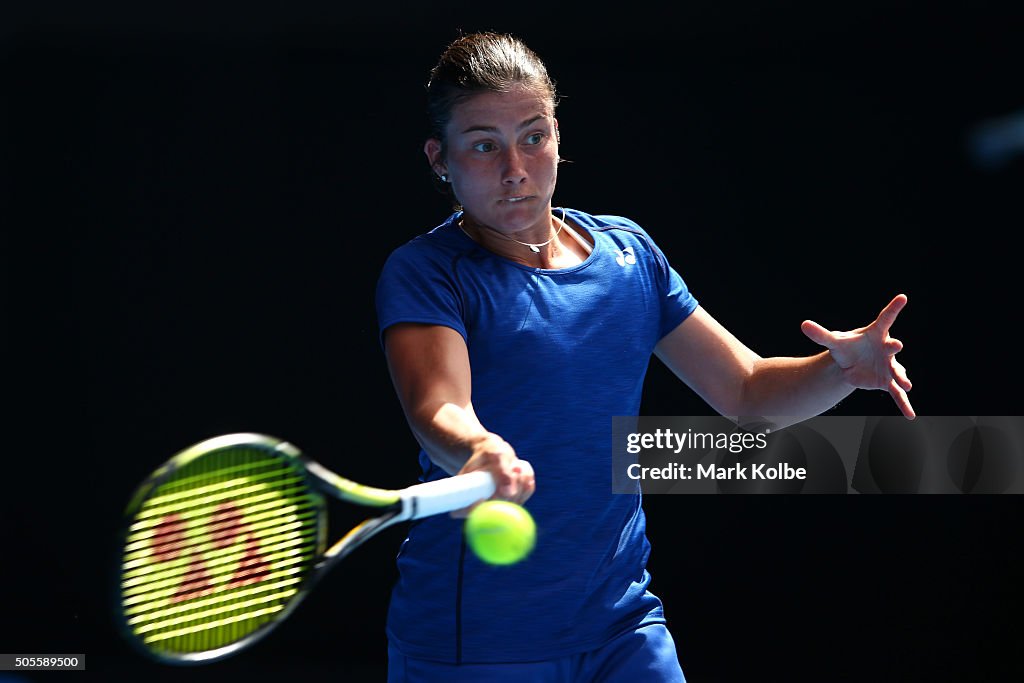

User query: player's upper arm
[654,306,761,416]
[382,322,474,425]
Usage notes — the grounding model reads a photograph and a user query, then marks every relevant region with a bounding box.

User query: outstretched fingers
[889,378,916,419]
[874,293,908,332]
[892,357,912,392]
[800,319,834,348]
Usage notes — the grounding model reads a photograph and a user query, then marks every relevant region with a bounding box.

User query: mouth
[501,195,533,204]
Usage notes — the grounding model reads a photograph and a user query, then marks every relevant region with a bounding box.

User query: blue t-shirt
[375,208,698,663]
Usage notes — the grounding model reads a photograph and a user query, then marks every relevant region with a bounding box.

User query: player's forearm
[736,351,854,428]
[405,400,493,475]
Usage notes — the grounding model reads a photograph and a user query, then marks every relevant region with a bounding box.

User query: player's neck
[459,211,586,269]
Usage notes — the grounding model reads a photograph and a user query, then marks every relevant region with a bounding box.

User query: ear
[553,118,560,142]
[424,138,444,175]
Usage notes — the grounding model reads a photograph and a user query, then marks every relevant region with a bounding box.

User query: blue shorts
[387,623,685,682]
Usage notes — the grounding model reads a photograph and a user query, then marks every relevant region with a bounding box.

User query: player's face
[437,84,559,238]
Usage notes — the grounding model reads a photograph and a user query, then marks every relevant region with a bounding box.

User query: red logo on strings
[149,502,271,602]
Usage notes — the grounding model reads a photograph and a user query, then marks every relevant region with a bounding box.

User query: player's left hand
[800,293,915,419]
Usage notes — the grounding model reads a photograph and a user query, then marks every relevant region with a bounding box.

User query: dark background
[5,1,1024,681]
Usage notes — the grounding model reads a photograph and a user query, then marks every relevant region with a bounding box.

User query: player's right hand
[454,433,535,516]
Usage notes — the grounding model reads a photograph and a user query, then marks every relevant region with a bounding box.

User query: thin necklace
[461,209,567,253]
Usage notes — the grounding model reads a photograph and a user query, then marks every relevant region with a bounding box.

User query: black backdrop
[5,2,1024,681]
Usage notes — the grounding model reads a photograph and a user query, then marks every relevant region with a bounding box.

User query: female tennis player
[375,31,913,682]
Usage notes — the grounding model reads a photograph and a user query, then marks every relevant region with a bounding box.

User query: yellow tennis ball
[464,501,536,566]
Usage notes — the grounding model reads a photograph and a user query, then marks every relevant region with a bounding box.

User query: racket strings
[130,475,308,527]
[121,445,323,656]
[122,525,313,599]
[123,495,316,562]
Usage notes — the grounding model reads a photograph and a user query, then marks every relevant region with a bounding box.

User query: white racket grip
[400,471,496,520]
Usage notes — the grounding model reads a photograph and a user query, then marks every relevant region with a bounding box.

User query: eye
[472,141,496,153]
[525,132,545,145]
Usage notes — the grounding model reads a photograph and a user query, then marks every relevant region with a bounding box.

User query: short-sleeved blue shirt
[375,208,698,663]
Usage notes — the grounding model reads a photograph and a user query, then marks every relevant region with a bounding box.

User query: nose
[501,146,528,185]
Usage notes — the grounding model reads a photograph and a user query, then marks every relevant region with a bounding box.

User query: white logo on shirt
[613,247,636,267]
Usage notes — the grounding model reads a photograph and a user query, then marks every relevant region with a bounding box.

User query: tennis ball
[464,501,536,566]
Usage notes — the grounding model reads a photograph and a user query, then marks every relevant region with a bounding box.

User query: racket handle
[401,471,496,520]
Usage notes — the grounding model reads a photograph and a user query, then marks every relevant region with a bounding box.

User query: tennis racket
[116,432,494,664]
